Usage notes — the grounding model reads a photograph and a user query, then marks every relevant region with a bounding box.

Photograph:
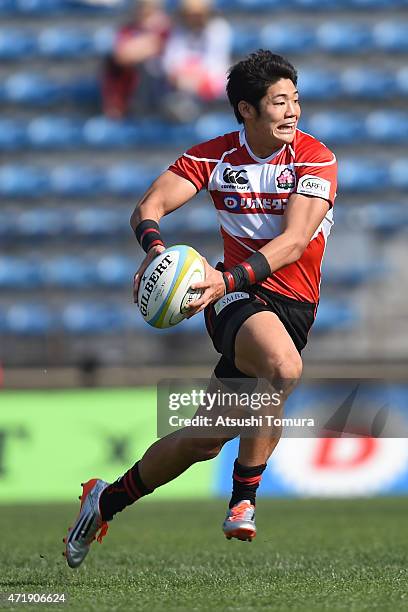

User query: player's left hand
[184,257,225,318]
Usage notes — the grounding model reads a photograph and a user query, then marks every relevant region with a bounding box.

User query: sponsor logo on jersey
[222,168,249,185]
[224,196,240,210]
[214,292,250,315]
[223,196,288,212]
[297,174,331,199]
[276,168,296,190]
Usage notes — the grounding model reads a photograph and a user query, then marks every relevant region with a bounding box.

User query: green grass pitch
[1,498,407,611]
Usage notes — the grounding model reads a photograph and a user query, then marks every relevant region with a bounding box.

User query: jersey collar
[239,128,287,163]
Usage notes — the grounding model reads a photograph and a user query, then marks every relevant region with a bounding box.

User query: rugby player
[64,50,337,568]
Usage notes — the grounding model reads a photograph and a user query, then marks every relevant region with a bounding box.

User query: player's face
[256,79,301,145]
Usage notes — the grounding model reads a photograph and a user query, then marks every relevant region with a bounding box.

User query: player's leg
[64,374,233,568]
[223,311,302,541]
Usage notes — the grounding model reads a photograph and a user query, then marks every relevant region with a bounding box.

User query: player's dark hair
[226,50,298,124]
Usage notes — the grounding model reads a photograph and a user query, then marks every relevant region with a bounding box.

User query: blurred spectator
[102,0,171,119]
[161,0,232,121]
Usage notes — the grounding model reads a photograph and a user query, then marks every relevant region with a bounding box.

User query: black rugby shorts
[204,283,317,380]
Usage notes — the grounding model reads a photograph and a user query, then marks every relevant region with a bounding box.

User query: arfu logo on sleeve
[297,174,331,199]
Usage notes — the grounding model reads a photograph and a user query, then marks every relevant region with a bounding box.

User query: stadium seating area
[1,21,408,60]
[1,112,408,149]
[1,0,407,367]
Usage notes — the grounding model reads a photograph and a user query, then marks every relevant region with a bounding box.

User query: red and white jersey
[168,128,337,303]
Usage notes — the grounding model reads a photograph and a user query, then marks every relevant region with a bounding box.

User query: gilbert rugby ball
[137,245,205,328]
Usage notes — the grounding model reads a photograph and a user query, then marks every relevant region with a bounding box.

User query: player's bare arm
[130,170,198,301]
[258,193,330,271]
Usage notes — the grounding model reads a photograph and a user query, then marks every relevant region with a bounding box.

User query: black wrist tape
[134,219,165,253]
[222,251,271,293]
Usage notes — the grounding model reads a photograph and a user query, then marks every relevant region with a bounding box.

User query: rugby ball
[137,245,205,328]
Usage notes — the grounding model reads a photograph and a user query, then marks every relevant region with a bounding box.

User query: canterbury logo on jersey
[222,168,249,185]
[210,163,297,194]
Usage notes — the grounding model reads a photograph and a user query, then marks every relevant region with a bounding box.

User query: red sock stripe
[123,471,141,501]
[140,227,160,243]
[241,261,256,284]
[122,473,135,500]
[127,469,142,500]
[233,473,262,486]
[224,271,235,292]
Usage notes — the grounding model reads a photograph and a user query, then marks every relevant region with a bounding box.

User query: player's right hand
[133,245,165,304]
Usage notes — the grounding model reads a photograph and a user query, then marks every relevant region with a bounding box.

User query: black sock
[229,459,266,508]
[99,461,154,521]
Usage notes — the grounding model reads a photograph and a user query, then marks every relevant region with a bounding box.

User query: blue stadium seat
[93,26,115,55]
[61,302,126,333]
[0,0,123,14]
[0,209,18,239]
[4,303,54,335]
[304,112,364,145]
[348,0,402,8]
[0,28,37,59]
[0,0,17,14]
[73,208,128,237]
[0,165,50,197]
[230,27,260,56]
[341,67,397,99]
[314,300,358,333]
[16,208,73,238]
[121,304,145,331]
[38,27,94,58]
[260,23,316,54]
[42,256,98,287]
[293,0,343,7]
[324,262,387,286]
[316,22,372,53]
[106,164,159,195]
[28,116,83,148]
[5,73,98,106]
[297,69,341,100]
[390,159,408,189]
[14,0,69,14]
[67,77,99,104]
[373,22,408,52]
[50,165,105,197]
[365,111,408,143]
[217,0,285,9]
[132,120,195,146]
[348,203,408,234]
[195,113,237,141]
[0,119,28,150]
[396,67,408,94]
[83,117,141,148]
[4,73,64,105]
[0,257,44,288]
[338,159,391,192]
[96,255,135,287]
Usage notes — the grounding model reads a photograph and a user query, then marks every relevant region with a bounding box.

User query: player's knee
[260,353,303,388]
[177,435,223,462]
